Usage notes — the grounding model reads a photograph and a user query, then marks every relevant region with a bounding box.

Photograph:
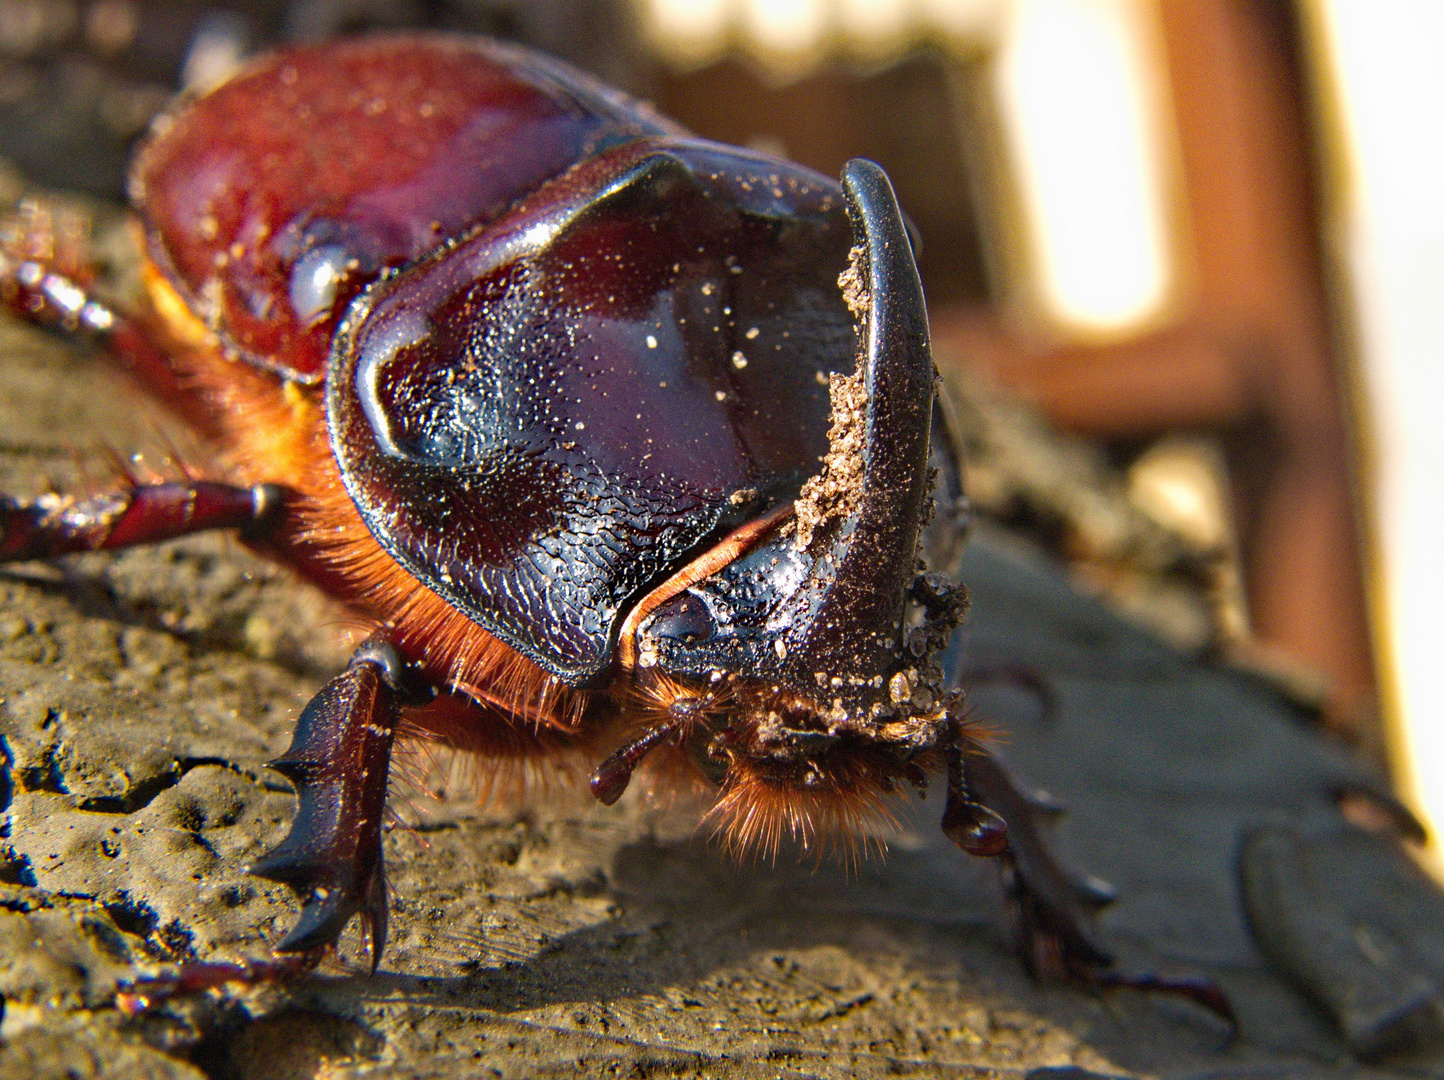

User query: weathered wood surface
[2,311,1442,1079]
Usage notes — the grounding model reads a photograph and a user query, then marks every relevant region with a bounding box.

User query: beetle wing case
[133,34,681,383]
[327,139,855,684]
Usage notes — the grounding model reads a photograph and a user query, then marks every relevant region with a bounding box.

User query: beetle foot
[1005,909,1237,1031]
[114,950,327,1017]
[1091,969,1238,1030]
[957,750,1236,1029]
[256,850,390,965]
[250,638,408,971]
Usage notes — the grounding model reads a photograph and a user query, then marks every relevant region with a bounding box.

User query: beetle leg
[1,251,120,337]
[2,199,215,421]
[952,747,1115,972]
[249,637,419,969]
[952,743,1237,1027]
[955,663,1059,724]
[0,481,286,561]
[111,637,419,1012]
[115,952,325,1017]
[1,197,103,321]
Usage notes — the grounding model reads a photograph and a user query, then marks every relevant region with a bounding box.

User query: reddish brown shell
[132,34,677,382]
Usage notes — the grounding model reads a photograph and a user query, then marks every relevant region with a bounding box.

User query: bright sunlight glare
[995,0,1172,333]
[1311,0,1444,853]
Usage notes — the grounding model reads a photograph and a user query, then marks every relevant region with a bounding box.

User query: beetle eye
[289,244,353,325]
[646,592,717,645]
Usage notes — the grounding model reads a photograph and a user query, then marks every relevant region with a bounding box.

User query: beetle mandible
[0,33,1227,1017]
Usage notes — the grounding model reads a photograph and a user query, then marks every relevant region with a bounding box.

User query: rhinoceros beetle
[0,34,1228,1020]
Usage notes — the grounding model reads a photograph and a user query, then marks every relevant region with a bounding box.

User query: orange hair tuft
[703,757,903,870]
[131,306,590,736]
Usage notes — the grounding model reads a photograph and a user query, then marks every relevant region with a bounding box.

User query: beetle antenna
[589,715,689,806]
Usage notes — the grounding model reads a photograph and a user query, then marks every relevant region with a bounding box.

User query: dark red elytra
[0,34,1231,1024]
[134,35,680,382]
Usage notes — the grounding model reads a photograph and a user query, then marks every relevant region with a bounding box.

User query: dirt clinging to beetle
[792,370,869,552]
[837,243,870,318]
[791,245,874,552]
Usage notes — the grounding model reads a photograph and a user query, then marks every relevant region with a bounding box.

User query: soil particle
[789,240,873,554]
[838,244,870,318]
[792,370,868,552]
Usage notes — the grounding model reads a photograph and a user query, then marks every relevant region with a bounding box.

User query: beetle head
[613,162,968,853]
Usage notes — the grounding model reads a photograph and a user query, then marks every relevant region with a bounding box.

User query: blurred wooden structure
[654,0,1377,735]
[934,1,1375,725]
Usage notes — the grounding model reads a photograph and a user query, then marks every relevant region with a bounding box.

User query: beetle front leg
[116,638,418,1013]
[949,746,1115,975]
[248,637,423,967]
[944,730,1236,1027]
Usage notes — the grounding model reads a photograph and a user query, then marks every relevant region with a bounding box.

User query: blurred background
[0,0,1438,847]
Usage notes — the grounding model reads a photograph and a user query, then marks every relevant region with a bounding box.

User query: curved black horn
[785,159,935,678]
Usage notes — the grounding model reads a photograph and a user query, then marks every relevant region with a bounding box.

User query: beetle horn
[784,159,935,680]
